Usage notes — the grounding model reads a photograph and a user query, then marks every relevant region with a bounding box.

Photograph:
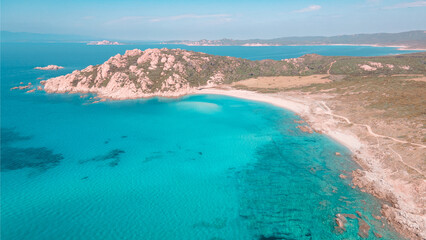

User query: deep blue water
[1,43,409,239]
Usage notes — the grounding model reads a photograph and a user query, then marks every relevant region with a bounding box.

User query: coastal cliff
[42,48,425,99]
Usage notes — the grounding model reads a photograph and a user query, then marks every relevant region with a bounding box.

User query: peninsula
[163,30,426,50]
[42,48,425,99]
[41,48,426,239]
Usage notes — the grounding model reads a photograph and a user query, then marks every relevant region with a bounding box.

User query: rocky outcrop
[352,169,426,240]
[34,65,64,70]
[11,82,35,91]
[43,49,215,99]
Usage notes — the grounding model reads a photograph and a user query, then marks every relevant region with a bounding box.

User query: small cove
[1,43,409,239]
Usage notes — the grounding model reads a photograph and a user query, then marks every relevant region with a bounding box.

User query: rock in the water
[373,231,383,238]
[296,125,314,133]
[343,213,357,219]
[335,214,347,233]
[34,65,64,70]
[358,218,370,238]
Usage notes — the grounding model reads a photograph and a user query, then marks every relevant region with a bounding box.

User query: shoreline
[87,85,424,239]
[42,86,424,239]
[190,87,424,240]
[192,88,362,152]
[288,43,426,51]
[164,42,426,51]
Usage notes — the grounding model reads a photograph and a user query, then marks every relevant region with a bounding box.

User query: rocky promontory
[42,48,295,99]
[41,48,425,100]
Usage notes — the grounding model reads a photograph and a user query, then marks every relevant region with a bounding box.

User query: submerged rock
[358,218,371,238]
[374,231,383,238]
[1,147,63,171]
[80,149,125,167]
[10,82,34,91]
[296,125,314,133]
[1,128,64,172]
[343,213,357,219]
[259,236,285,240]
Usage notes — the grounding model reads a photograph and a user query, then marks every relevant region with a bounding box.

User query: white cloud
[294,5,322,13]
[384,1,426,9]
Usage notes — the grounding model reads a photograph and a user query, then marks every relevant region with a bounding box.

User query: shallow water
[1,43,407,239]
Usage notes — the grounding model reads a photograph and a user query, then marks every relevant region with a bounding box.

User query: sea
[1,43,417,240]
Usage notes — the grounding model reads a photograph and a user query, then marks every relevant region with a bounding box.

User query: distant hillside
[164,31,426,49]
[41,48,426,99]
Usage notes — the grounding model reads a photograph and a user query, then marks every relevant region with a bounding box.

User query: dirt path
[327,61,336,74]
[319,101,425,177]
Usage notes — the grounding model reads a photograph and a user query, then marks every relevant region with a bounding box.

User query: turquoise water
[1,43,409,239]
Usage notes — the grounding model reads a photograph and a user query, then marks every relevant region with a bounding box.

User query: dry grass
[231,74,331,91]
[294,75,426,144]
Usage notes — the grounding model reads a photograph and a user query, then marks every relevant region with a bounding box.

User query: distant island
[163,30,426,50]
[34,65,64,70]
[87,40,123,45]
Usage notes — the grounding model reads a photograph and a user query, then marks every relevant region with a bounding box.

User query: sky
[1,0,426,40]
